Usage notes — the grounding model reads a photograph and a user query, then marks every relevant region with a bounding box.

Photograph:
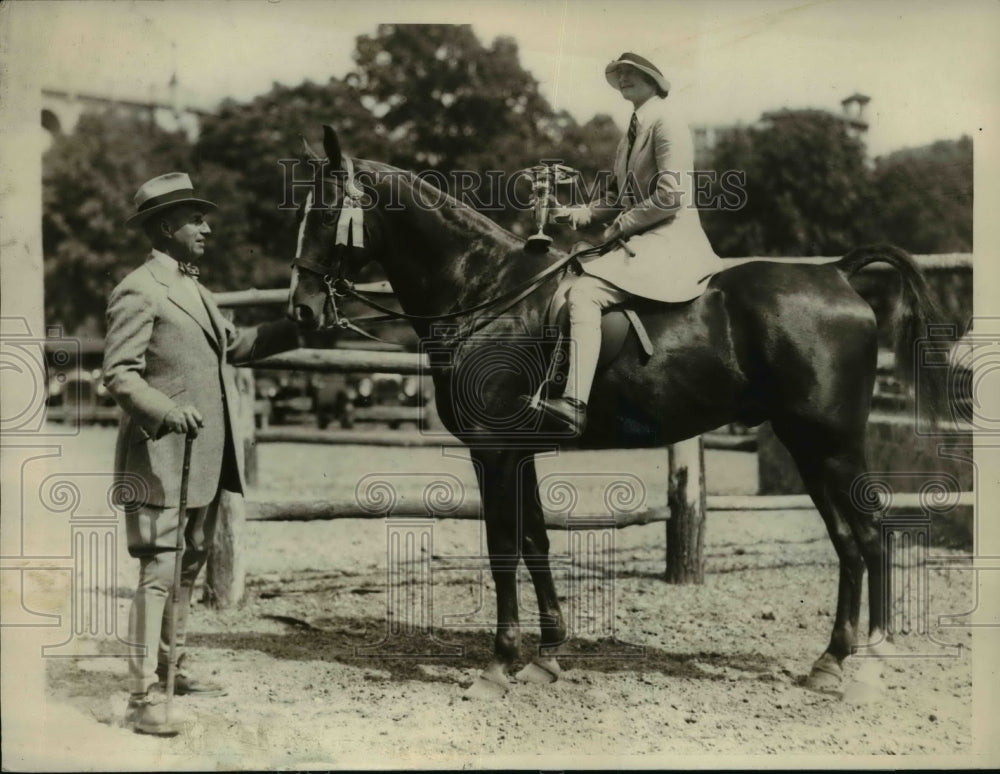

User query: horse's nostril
[294,305,321,330]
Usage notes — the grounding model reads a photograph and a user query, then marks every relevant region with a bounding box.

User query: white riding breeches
[562,275,630,404]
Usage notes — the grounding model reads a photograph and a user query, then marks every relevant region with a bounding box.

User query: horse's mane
[354,158,562,259]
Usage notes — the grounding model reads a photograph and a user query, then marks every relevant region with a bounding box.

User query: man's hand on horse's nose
[163,405,204,437]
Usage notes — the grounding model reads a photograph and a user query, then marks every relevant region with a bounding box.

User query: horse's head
[289,125,380,330]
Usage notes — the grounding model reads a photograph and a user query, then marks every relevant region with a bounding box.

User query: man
[534,52,724,436]
[104,172,301,735]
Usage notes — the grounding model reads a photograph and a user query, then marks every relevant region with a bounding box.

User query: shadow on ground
[187,614,782,686]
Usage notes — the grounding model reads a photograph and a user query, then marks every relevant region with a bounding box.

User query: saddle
[538,244,656,395]
[546,271,655,371]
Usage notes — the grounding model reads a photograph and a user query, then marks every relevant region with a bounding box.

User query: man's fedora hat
[605,52,670,96]
[126,172,217,227]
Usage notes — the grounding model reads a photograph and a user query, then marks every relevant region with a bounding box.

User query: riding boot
[563,307,603,404]
[534,395,588,436]
[531,291,603,436]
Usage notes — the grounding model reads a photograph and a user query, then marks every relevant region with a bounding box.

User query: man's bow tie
[178,262,200,278]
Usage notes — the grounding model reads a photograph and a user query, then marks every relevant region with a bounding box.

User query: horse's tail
[835,243,951,421]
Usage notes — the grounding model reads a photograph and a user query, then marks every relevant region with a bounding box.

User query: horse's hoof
[515,659,560,685]
[804,654,843,694]
[805,667,842,693]
[842,677,884,705]
[464,671,511,701]
[841,658,885,704]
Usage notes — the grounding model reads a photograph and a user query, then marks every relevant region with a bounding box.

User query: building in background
[40,69,208,148]
[692,93,871,162]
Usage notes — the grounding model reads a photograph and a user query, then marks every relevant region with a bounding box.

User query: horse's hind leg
[789,453,864,691]
[514,454,567,685]
[776,427,880,694]
[809,449,897,704]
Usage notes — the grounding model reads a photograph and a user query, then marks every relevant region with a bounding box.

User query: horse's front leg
[466,449,522,699]
[515,453,566,685]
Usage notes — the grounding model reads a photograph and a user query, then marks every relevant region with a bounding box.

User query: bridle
[290,155,384,339]
[291,154,611,342]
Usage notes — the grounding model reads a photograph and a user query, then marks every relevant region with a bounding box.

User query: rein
[337,242,605,331]
[292,152,613,341]
[311,243,607,344]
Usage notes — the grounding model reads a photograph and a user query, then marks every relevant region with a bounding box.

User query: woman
[533,52,723,436]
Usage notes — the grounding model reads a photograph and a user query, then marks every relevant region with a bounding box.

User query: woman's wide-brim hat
[126,172,217,227]
[605,52,671,96]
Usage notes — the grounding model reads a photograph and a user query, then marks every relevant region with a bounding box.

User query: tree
[552,113,623,181]
[700,110,873,257]
[42,110,193,334]
[195,78,378,295]
[865,136,972,253]
[348,24,592,235]
[350,26,554,170]
[42,108,282,335]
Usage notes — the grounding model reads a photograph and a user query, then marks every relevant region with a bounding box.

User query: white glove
[551,206,593,230]
[602,220,624,243]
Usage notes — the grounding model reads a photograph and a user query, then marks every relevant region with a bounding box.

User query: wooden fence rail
[245,490,975,526]
[213,281,394,308]
[251,348,427,374]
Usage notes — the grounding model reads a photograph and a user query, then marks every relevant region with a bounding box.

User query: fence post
[666,437,706,584]
[204,363,255,607]
[236,366,259,487]
[205,489,247,608]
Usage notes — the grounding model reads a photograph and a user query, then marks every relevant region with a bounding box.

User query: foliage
[42,109,278,333]
[700,110,873,257]
[350,26,553,170]
[865,136,972,254]
[700,110,973,258]
[42,111,192,334]
[348,24,620,235]
[195,78,377,294]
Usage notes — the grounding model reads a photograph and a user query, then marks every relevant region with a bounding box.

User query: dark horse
[289,126,948,700]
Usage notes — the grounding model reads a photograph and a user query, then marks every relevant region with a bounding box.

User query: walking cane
[165,431,194,726]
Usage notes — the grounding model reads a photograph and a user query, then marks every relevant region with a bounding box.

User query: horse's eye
[320,210,339,228]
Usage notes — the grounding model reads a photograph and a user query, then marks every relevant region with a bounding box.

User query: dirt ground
[5,426,985,768]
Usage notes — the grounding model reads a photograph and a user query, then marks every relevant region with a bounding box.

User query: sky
[15,0,1000,158]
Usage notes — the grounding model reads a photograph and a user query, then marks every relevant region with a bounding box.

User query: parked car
[254,371,327,427]
[47,368,119,426]
[312,373,352,430]
[316,372,434,430]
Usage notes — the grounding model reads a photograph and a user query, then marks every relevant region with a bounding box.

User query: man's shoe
[125,685,180,736]
[157,665,227,697]
[532,396,587,436]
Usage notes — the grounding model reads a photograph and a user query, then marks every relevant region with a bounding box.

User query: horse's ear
[322,125,342,165]
[300,133,322,161]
